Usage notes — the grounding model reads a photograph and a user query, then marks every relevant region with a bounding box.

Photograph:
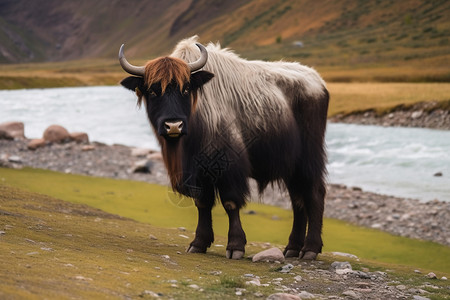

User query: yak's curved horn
[118,44,145,76]
[188,43,208,72]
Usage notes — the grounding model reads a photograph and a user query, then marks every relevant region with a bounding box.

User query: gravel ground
[1,138,449,247]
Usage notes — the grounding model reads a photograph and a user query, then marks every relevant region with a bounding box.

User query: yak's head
[119,43,214,141]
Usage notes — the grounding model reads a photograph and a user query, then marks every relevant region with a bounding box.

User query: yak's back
[171,36,327,136]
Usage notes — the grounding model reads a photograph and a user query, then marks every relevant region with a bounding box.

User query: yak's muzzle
[164,120,184,138]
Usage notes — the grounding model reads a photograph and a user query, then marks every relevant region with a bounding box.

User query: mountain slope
[0,0,449,81]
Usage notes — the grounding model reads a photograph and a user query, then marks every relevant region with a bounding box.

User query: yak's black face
[120,71,214,141]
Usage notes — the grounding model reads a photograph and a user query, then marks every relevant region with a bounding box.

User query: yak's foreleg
[222,201,246,259]
[187,204,214,253]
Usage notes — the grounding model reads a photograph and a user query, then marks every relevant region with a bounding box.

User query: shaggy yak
[119,36,329,260]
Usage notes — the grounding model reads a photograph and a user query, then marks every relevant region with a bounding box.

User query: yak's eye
[148,89,157,98]
[182,87,189,96]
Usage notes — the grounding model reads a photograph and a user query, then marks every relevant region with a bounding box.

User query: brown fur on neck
[160,137,183,189]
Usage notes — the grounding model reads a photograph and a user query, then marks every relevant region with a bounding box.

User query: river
[1,86,449,202]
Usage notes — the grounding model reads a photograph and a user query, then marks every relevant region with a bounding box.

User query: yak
[119,36,329,260]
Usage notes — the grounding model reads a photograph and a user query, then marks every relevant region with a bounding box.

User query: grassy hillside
[0,0,449,83]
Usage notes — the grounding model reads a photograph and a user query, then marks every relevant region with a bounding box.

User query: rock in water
[252,247,285,263]
[43,125,70,143]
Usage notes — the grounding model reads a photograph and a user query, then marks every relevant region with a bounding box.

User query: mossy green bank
[1,167,449,275]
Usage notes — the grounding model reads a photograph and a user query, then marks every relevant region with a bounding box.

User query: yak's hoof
[284,249,300,258]
[186,245,206,254]
[299,251,318,260]
[226,250,244,260]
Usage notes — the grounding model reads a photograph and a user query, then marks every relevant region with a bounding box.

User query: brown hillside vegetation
[0,0,449,82]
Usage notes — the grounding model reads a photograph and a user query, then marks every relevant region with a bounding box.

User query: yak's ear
[120,76,145,92]
[190,71,214,90]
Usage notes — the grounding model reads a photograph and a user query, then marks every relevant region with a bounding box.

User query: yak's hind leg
[283,184,307,258]
[284,174,325,260]
[300,179,325,260]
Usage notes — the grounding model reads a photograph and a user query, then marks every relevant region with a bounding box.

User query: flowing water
[1,86,449,202]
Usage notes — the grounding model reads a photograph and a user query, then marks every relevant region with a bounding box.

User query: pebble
[425,272,437,279]
[293,275,302,282]
[141,290,160,297]
[331,252,358,259]
[342,290,360,299]
[413,296,430,300]
[188,284,200,289]
[149,234,158,240]
[298,291,315,299]
[246,278,261,286]
[279,263,294,273]
[442,276,447,280]
[266,293,301,300]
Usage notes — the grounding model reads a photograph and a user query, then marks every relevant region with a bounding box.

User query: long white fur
[170,36,326,136]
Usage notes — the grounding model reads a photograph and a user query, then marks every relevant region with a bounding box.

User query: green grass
[1,167,449,275]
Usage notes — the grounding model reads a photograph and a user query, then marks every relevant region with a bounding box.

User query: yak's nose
[164,120,184,137]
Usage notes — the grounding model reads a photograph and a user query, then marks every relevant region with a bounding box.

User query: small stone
[411,110,423,119]
[279,263,294,273]
[132,159,153,173]
[161,255,170,259]
[147,152,163,161]
[330,261,352,271]
[266,293,301,300]
[178,227,186,231]
[75,275,93,281]
[335,268,353,275]
[331,252,358,259]
[414,269,421,274]
[425,272,437,279]
[81,145,95,151]
[254,292,264,297]
[142,290,159,297]
[179,234,189,239]
[298,291,315,299]
[252,247,285,263]
[149,234,158,240]
[0,231,5,235]
[8,155,22,163]
[442,276,447,280]
[246,279,261,286]
[70,132,89,143]
[433,172,443,177]
[209,270,222,276]
[27,138,46,150]
[396,285,407,290]
[243,273,254,277]
[342,290,360,299]
[131,148,151,157]
[413,296,430,300]
[188,284,200,289]
[293,275,302,281]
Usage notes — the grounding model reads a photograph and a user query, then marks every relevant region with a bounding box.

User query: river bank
[329,100,450,130]
[1,138,448,247]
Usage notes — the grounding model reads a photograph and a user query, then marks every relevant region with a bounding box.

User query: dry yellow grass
[327,82,450,116]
